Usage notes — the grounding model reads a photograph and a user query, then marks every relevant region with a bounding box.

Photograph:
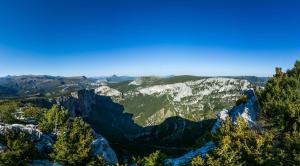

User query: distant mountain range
[90,74,136,83]
[0,75,93,98]
[0,75,268,99]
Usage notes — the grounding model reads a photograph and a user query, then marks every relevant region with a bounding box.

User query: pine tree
[50,117,95,165]
[145,150,166,166]
[39,104,68,134]
[0,131,37,166]
[135,150,166,166]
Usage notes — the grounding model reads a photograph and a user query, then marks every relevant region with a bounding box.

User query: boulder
[91,132,118,164]
[0,123,54,156]
[165,141,215,166]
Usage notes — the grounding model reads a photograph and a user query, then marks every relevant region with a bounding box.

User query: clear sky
[0,0,299,77]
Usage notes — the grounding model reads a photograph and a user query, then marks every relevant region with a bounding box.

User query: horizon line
[0,74,272,78]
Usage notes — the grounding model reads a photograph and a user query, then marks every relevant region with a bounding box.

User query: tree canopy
[39,104,69,134]
[0,131,37,166]
[50,117,100,166]
[192,60,300,165]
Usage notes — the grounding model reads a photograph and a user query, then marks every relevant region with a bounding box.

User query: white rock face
[129,79,143,86]
[165,141,216,166]
[0,123,41,137]
[138,78,250,102]
[91,133,118,164]
[139,83,192,102]
[230,89,258,125]
[211,109,229,134]
[166,88,259,166]
[95,86,122,98]
[211,88,259,133]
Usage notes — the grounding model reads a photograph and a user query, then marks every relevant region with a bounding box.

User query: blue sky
[0,0,299,77]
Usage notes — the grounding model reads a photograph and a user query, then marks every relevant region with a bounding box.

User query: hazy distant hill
[106,74,136,83]
[90,75,136,83]
[0,75,95,98]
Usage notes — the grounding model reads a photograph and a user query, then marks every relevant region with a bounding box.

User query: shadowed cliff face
[86,95,141,142]
[78,91,215,160]
[45,89,96,117]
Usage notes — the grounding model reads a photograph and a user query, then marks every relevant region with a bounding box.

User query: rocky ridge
[166,88,260,166]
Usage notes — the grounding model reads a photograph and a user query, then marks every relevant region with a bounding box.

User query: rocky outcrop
[166,88,260,165]
[165,141,216,166]
[95,86,122,98]
[71,89,96,117]
[0,123,54,156]
[0,123,118,164]
[50,89,96,117]
[91,132,118,164]
[211,88,259,133]
[129,78,143,86]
